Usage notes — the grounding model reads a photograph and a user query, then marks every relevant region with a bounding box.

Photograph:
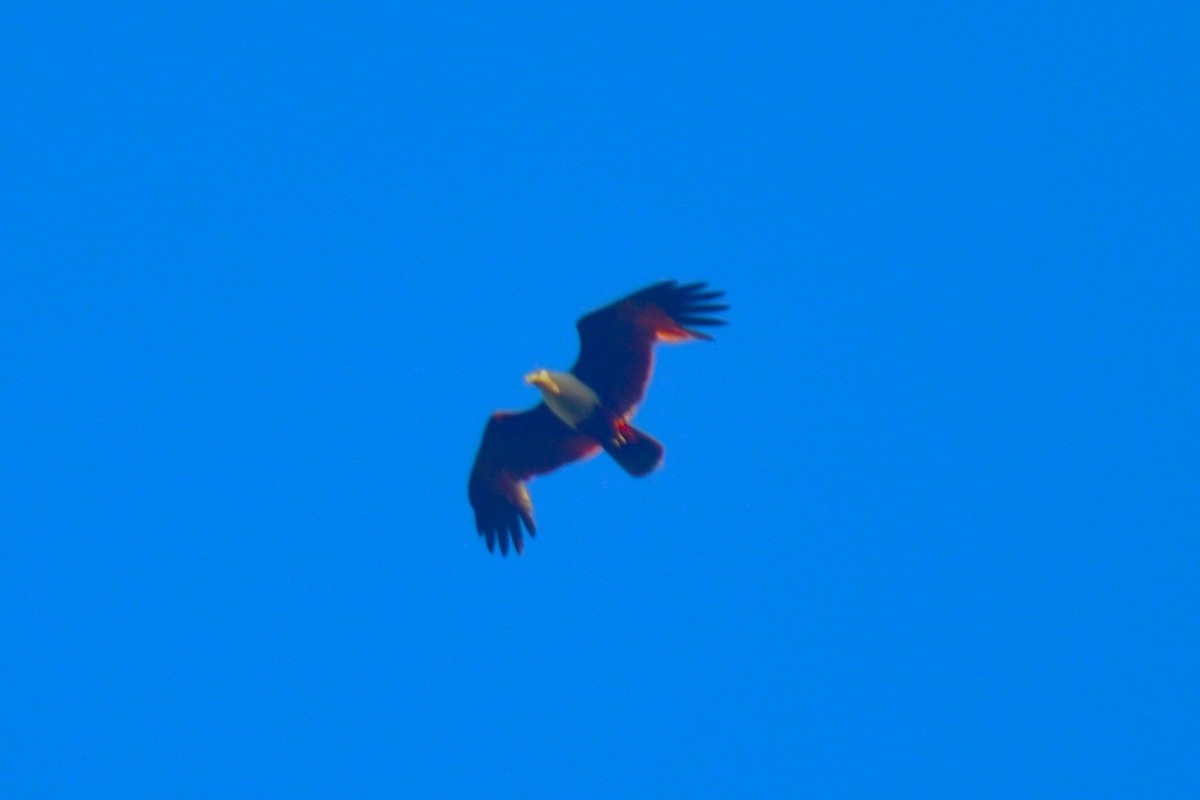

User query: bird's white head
[524,369,561,396]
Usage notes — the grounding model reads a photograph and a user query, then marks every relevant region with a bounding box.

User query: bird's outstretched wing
[468,404,600,555]
[571,281,728,415]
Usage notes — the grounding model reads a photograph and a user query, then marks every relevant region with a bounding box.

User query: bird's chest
[544,375,602,429]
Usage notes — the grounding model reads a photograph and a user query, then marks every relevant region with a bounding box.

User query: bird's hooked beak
[524,369,561,395]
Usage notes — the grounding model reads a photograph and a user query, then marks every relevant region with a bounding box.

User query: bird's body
[468,280,728,555]
[526,368,667,479]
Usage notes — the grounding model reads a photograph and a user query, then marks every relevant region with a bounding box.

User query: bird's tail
[603,422,664,477]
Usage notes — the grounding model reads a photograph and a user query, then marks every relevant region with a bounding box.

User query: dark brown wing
[468,404,600,555]
[570,280,727,415]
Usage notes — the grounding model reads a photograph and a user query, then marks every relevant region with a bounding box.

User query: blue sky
[3,3,1197,797]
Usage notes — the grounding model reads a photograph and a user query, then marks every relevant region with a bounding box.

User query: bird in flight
[468,280,728,555]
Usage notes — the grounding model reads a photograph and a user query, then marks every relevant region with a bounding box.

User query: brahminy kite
[468,280,728,555]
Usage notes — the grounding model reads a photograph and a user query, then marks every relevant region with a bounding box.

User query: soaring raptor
[468,280,728,555]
